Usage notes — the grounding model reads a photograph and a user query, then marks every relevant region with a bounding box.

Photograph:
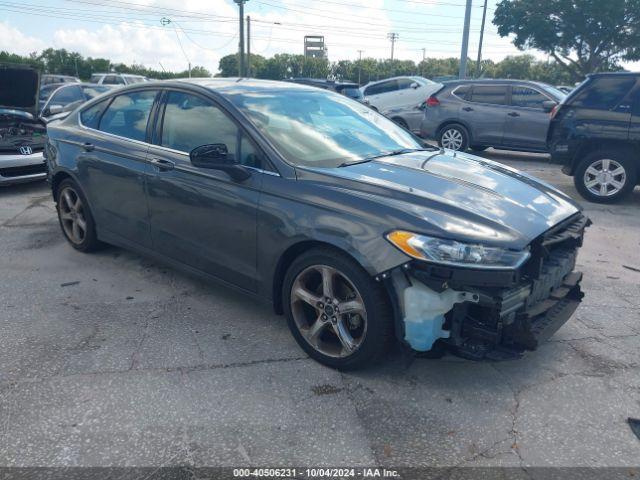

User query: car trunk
[0,65,46,154]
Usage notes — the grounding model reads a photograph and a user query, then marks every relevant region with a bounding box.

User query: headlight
[386,230,530,269]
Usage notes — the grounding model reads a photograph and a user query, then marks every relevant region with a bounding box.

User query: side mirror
[189,144,251,182]
[542,100,557,112]
[410,82,420,89]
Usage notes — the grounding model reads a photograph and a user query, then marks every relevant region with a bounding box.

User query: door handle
[508,112,520,117]
[462,106,474,112]
[82,142,95,152]
[150,158,175,171]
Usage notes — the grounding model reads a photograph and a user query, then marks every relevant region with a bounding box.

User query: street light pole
[357,49,363,85]
[475,0,488,78]
[458,0,472,79]
[234,0,247,77]
[246,15,251,77]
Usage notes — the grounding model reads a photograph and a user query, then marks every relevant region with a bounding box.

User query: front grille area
[442,213,589,359]
[0,162,46,178]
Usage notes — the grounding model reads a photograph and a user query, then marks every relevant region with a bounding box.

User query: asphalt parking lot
[1,151,639,471]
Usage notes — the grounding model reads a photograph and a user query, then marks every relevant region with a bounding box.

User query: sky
[0,0,632,75]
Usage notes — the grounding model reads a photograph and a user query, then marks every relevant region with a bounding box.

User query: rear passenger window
[397,78,414,90]
[98,90,157,142]
[469,85,507,105]
[571,77,636,110]
[80,98,110,129]
[511,87,548,109]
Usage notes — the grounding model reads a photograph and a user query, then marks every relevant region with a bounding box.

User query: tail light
[550,104,560,119]
[426,95,440,107]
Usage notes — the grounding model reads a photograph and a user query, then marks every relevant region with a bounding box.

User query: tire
[55,178,103,252]
[392,117,409,130]
[574,150,637,204]
[438,124,469,151]
[470,145,488,152]
[283,247,394,370]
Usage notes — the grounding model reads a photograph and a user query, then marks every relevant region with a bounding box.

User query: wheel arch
[437,120,474,144]
[569,140,638,178]
[271,239,377,315]
[51,170,75,201]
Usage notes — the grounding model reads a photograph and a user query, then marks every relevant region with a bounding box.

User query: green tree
[493,0,640,82]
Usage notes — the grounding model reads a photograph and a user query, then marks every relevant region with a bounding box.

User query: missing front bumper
[383,259,585,361]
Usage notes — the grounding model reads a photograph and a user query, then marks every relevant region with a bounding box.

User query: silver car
[0,65,47,185]
[420,80,566,152]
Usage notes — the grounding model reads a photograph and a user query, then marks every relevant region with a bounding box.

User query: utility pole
[246,15,251,77]
[458,0,472,79]
[188,62,192,78]
[357,49,364,85]
[234,0,247,77]
[387,32,398,61]
[475,0,488,78]
[421,47,426,76]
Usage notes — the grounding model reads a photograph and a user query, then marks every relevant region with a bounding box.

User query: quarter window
[511,86,548,109]
[160,91,260,168]
[98,90,157,142]
[469,85,507,105]
[451,85,470,100]
[80,98,110,129]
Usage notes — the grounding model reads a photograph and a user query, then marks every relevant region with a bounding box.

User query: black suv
[548,72,640,203]
[287,78,366,103]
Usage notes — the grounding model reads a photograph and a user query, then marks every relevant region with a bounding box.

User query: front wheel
[438,124,469,151]
[283,248,393,370]
[574,151,636,203]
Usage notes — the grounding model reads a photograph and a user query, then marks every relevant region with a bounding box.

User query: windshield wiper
[338,148,434,167]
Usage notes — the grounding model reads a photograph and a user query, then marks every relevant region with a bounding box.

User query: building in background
[304,36,327,58]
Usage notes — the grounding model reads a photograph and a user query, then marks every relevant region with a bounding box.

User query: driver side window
[160,91,261,168]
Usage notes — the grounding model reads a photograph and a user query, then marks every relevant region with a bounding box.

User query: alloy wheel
[58,186,87,245]
[290,265,367,358]
[441,128,463,150]
[583,158,627,198]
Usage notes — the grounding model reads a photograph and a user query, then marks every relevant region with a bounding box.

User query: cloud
[0,21,46,55]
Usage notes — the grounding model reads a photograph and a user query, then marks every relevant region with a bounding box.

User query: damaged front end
[383,213,590,360]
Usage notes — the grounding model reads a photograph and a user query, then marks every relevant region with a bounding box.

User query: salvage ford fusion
[44,79,589,369]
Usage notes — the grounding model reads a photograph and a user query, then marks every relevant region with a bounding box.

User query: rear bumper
[0,152,47,185]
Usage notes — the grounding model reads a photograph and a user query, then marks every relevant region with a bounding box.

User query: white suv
[361,76,441,112]
[89,73,149,86]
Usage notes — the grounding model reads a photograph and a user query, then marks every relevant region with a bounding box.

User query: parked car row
[1,65,118,185]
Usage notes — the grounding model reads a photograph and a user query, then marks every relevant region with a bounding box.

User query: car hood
[0,65,40,116]
[298,150,581,249]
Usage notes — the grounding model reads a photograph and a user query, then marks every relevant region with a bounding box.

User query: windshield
[228,89,421,168]
[538,84,567,101]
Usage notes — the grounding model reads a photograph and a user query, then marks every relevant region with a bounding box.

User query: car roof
[152,77,328,93]
[289,77,359,87]
[362,75,420,87]
[587,71,640,77]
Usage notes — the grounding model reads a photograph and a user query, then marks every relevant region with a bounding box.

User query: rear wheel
[574,150,636,203]
[283,248,393,370]
[56,179,102,252]
[438,124,469,151]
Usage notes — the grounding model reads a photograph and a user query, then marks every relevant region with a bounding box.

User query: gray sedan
[45,79,587,369]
